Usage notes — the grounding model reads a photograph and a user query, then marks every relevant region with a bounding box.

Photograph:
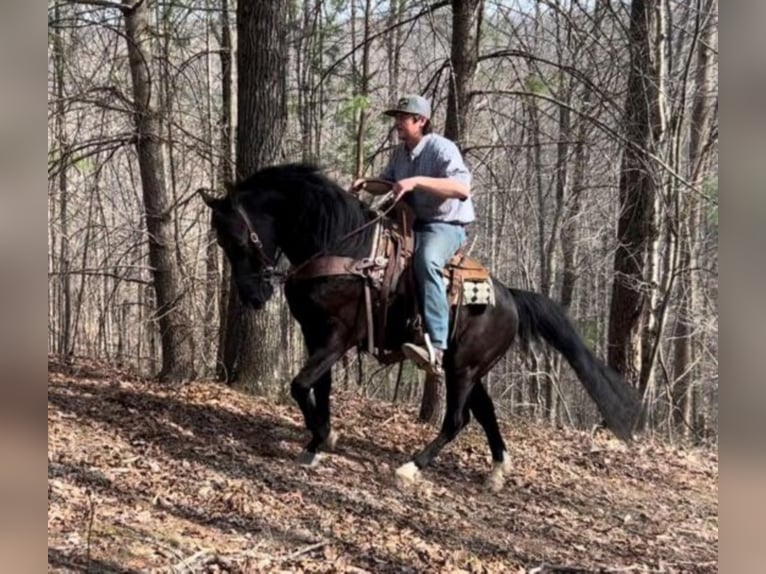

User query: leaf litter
[48,358,717,573]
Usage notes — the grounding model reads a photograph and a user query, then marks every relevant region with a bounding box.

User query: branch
[64,0,149,13]
[172,549,220,573]
[311,1,450,98]
[47,135,133,180]
[469,89,716,204]
[477,48,622,115]
[283,541,328,561]
[48,270,152,286]
[64,0,127,12]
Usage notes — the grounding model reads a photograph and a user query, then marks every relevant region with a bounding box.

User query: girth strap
[286,254,382,357]
[286,256,370,281]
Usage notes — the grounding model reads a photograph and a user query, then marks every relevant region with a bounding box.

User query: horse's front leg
[311,370,339,452]
[290,335,346,467]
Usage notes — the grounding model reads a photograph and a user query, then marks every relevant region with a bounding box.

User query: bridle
[230,190,398,284]
[232,199,281,279]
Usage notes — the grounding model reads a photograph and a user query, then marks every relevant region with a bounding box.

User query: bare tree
[225,0,289,388]
[418,0,483,426]
[444,0,482,147]
[608,0,662,390]
[671,0,717,438]
[51,2,72,359]
[215,0,237,381]
[122,0,195,380]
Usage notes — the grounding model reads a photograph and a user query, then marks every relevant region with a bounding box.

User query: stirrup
[402,334,443,376]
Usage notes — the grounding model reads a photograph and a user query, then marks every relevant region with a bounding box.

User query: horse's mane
[234,163,376,259]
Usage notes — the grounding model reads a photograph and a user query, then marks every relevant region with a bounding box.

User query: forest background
[47,0,718,444]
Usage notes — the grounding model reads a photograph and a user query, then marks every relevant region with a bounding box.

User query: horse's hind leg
[395,371,474,485]
[468,382,512,492]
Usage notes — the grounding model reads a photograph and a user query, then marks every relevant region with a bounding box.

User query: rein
[233,188,397,285]
[283,192,398,282]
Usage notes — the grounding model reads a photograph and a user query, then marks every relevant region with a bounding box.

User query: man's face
[392,112,426,143]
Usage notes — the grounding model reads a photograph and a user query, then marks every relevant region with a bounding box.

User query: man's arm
[394,139,471,201]
[406,176,470,200]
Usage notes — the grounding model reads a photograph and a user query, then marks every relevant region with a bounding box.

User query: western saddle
[287,182,493,361]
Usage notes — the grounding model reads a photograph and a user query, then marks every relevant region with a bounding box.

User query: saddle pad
[442,276,495,306]
[462,278,495,305]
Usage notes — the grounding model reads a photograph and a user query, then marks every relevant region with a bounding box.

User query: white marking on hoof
[394,461,421,486]
[498,451,512,473]
[485,468,505,492]
[485,451,512,493]
[296,449,324,467]
[320,429,338,452]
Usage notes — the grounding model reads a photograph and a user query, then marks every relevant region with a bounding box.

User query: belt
[415,220,469,230]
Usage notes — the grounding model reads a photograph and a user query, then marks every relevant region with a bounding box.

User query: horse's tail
[509,288,640,441]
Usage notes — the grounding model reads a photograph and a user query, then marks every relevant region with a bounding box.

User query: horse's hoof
[498,452,512,474]
[484,452,512,493]
[296,449,324,467]
[484,471,505,493]
[394,461,421,487]
[320,429,338,452]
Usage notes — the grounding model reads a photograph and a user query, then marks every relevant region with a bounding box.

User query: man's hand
[393,177,420,201]
[349,178,367,193]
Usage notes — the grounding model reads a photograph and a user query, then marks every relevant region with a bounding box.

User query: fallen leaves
[48,357,718,573]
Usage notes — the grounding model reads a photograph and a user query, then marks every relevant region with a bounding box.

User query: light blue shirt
[380,133,475,225]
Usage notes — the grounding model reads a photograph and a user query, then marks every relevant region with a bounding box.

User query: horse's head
[199,189,278,310]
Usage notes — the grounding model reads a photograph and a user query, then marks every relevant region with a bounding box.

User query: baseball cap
[383,94,431,119]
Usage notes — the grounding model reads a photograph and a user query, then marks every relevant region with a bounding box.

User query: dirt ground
[48,358,718,573]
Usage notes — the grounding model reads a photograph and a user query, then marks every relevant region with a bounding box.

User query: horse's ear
[197,188,218,208]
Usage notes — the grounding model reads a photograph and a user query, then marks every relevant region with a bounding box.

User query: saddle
[288,191,493,358]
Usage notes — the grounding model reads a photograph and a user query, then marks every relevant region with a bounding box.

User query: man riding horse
[353,94,475,378]
[200,98,639,490]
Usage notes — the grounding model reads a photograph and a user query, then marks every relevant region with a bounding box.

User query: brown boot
[402,341,444,377]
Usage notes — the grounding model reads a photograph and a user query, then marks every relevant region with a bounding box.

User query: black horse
[201,163,639,490]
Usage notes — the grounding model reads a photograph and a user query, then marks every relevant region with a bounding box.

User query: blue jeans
[412,222,467,350]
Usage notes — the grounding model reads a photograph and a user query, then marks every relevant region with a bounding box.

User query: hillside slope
[48,358,717,573]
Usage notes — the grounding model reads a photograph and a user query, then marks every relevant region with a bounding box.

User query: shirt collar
[406,133,431,159]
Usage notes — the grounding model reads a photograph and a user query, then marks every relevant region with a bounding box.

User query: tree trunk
[546,88,570,298]
[635,0,671,409]
[203,0,221,376]
[560,0,604,313]
[607,0,661,389]
[122,0,195,381]
[227,0,288,390]
[215,0,235,381]
[560,112,586,312]
[672,0,717,437]
[444,0,482,147]
[418,0,482,424]
[156,2,184,275]
[419,373,445,426]
[296,0,314,163]
[52,5,72,359]
[386,0,404,148]
[354,0,372,179]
